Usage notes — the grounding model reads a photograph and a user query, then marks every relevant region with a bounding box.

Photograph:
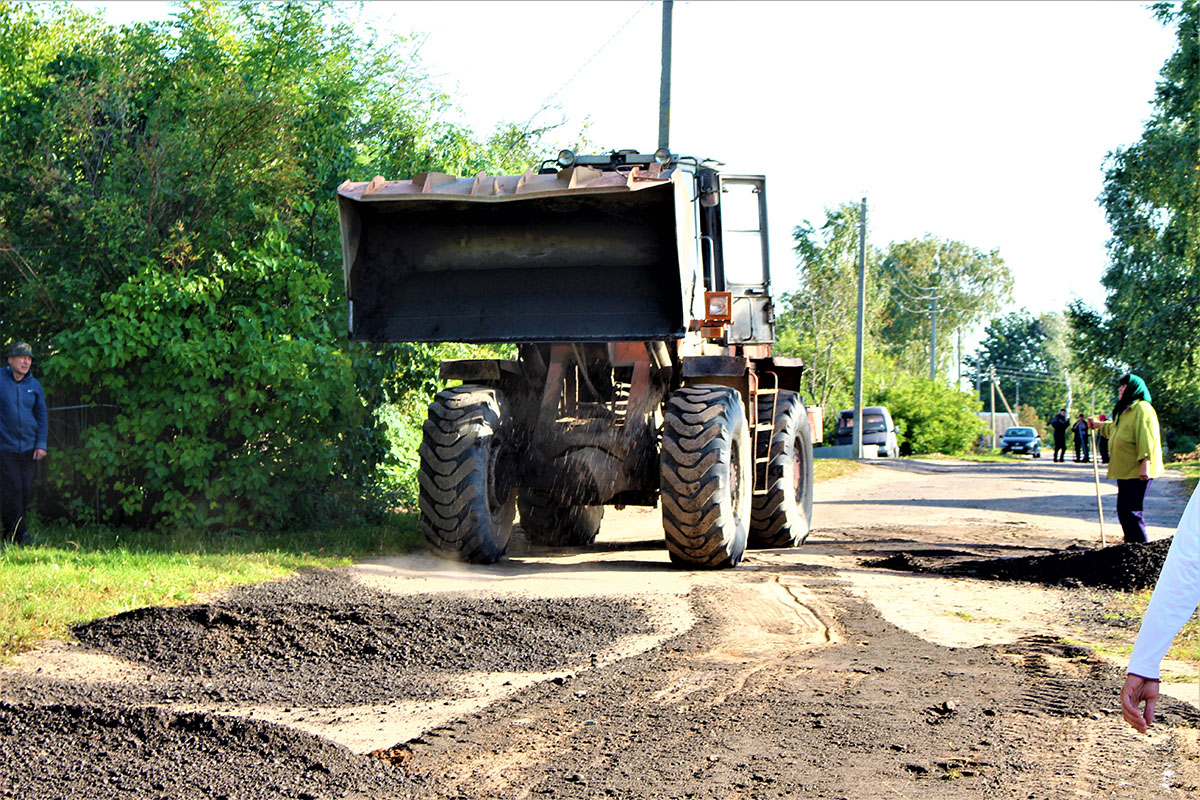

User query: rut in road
[395,574,1200,800]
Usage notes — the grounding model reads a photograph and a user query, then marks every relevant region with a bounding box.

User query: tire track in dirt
[994,635,1200,799]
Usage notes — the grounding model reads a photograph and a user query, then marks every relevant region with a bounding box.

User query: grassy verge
[813,458,866,481]
[1,516,422,661]
[939,450,1038,464]
[1168,460,1200,493]
[1085,589,1200,675]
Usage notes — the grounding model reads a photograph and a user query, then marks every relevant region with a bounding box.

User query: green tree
[775,202,888,426]
[879,237,1014,376]
[45,223,380,528]
[1071,0,1200,444]
[964,310,1077,419]
[0,0,561,527]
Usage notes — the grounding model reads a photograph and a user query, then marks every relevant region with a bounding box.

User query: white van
[834,406,899,458]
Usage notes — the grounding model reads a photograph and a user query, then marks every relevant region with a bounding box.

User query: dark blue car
[999,426,1041,458]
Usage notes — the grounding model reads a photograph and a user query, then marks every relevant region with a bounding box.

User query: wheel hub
[792,436,803,494]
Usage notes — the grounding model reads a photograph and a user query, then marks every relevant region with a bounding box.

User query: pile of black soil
[0,702,409,800]
[864,538,1172,592]
[10,570,653,709]
[3,569,657,799]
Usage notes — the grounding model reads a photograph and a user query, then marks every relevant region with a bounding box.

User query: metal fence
[34,400,119,520]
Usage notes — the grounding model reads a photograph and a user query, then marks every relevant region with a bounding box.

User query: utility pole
[956,328,962,387]
[658,0,673,150]
[852,197,867,458]
[990,365,997,449]
[929,288,938,381]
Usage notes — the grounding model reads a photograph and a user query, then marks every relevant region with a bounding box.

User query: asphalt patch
[0,702,409,800]
[864,538,1172,591]
[4,569,657,799]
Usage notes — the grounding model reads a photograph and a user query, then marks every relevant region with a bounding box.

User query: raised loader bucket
[337,166,695,343]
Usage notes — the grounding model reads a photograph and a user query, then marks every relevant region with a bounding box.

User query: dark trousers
[1098,436,1109,464]
[0,450,35,543]
[1116,478,1152,543]
[1053,435,1066,462]
[1074,436,1089,462]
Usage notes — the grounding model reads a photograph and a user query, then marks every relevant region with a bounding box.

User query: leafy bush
[875,374,986,455]
[1017,403,1046,438]
[45,227,378,529]
[2,2,566,531]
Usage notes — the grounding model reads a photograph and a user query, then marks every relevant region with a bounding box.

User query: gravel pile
[2,568,656,800]
[56,570,653,708]
[0,702,410,800]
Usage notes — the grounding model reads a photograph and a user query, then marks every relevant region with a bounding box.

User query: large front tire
[517,491,603,547]
[749,391,814,548]
[660,385,751,569]
[418,385,515,564]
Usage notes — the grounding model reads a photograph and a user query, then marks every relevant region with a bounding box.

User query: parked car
[834,406,899,458]
[999,426,1041,458]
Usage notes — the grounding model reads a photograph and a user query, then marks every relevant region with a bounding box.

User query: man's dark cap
[6,342,32,359]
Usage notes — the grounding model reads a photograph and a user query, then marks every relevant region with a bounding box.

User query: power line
[881,258,937,296]
[890,298,933,315]
[523,1,654,128]
[888,276,936,303]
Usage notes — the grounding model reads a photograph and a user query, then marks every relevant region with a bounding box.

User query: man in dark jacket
[0,342,47,545]
[1050,408,1070,463]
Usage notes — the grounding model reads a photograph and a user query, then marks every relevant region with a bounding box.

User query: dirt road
[4,458,1200,799]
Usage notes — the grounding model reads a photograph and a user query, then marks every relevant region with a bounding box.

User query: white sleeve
[1127,483,1200,679]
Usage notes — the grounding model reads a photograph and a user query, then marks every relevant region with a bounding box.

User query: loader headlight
[705,291,732,322]
[653,147,671,165]
[557,149,577,168]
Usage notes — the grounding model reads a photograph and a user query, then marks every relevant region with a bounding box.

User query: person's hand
[32,449,46,461]
[1121,673,1159,733]
[1140,459,1151,481]
[1086,416,1102,430]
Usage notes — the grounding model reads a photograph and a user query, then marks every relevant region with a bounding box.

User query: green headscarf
[1113,373,1151,422]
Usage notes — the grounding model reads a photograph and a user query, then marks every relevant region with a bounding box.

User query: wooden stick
[1089,428,1106,547]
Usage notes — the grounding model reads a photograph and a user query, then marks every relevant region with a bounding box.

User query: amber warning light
[701,291,732,339]
[704,291,732,323]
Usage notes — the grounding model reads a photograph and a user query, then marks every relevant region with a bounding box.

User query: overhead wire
[888,278,936,303]
[523,1,655,129]
[891,267,936,297]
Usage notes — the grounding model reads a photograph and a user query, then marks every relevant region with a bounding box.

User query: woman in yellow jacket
[1089,373,1163,543]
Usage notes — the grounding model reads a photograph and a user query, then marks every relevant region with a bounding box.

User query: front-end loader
[337,148,815,569]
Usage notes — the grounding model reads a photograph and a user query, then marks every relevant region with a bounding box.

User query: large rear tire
[749,391,814,548]
[517,491,603,547]
[660,385,750,568]
[418,385,515,564]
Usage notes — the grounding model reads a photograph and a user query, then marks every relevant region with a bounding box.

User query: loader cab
[697,168,774,345]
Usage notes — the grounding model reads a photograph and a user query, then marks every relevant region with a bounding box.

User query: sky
[83,0,1178,336]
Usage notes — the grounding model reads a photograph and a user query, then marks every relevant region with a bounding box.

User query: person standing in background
[1095,413,1110,464]
[0,342,48,545]
[1088,373,1163,543]
[1073,413,1091,463]
[1050,408,1070,463]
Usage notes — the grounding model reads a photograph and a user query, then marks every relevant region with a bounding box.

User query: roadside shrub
[875,374,986,455]
[44,227,380,530]
[1017,403,1046,438]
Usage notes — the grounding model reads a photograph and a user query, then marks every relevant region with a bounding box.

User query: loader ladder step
[751,372,781,496]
